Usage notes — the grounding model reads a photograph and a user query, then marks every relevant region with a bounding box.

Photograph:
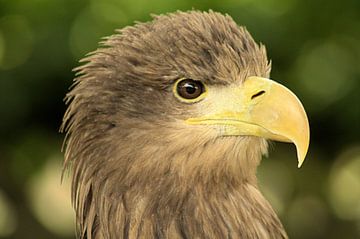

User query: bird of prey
[62,10,309,239]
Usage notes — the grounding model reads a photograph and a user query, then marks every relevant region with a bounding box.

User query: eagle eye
[174,79,206,103]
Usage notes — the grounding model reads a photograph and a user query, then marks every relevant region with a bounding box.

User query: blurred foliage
[0,0,360,238]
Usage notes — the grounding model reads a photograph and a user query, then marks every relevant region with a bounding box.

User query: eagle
[62,10,309,239]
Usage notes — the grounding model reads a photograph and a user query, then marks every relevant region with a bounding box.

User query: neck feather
[68,126,286,238]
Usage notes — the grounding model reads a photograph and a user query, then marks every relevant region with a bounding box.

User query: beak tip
[297,152,307,168]
[296,147,306,168]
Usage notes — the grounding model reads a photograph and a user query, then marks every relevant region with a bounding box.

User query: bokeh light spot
[294,41,356,112]
[328,146,360,220]
[26,157,75,237]
[0,15,34,70]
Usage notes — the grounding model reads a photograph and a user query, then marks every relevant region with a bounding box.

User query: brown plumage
[62,11,291,239]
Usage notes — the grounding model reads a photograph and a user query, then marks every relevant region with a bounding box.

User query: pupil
[185,83,197,94]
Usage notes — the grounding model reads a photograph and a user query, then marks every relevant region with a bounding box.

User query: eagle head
[62,10,309,239]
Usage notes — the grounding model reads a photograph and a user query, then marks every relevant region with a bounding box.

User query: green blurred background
[0,0,359,238]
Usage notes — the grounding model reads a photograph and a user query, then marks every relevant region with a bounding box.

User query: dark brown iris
[176,79,205,100]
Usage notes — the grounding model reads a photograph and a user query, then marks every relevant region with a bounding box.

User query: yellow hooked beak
[186,76,310,167]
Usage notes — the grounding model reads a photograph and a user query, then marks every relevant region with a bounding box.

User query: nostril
[251,90,265,99]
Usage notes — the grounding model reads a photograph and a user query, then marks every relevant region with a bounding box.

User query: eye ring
[173,78,207,103]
